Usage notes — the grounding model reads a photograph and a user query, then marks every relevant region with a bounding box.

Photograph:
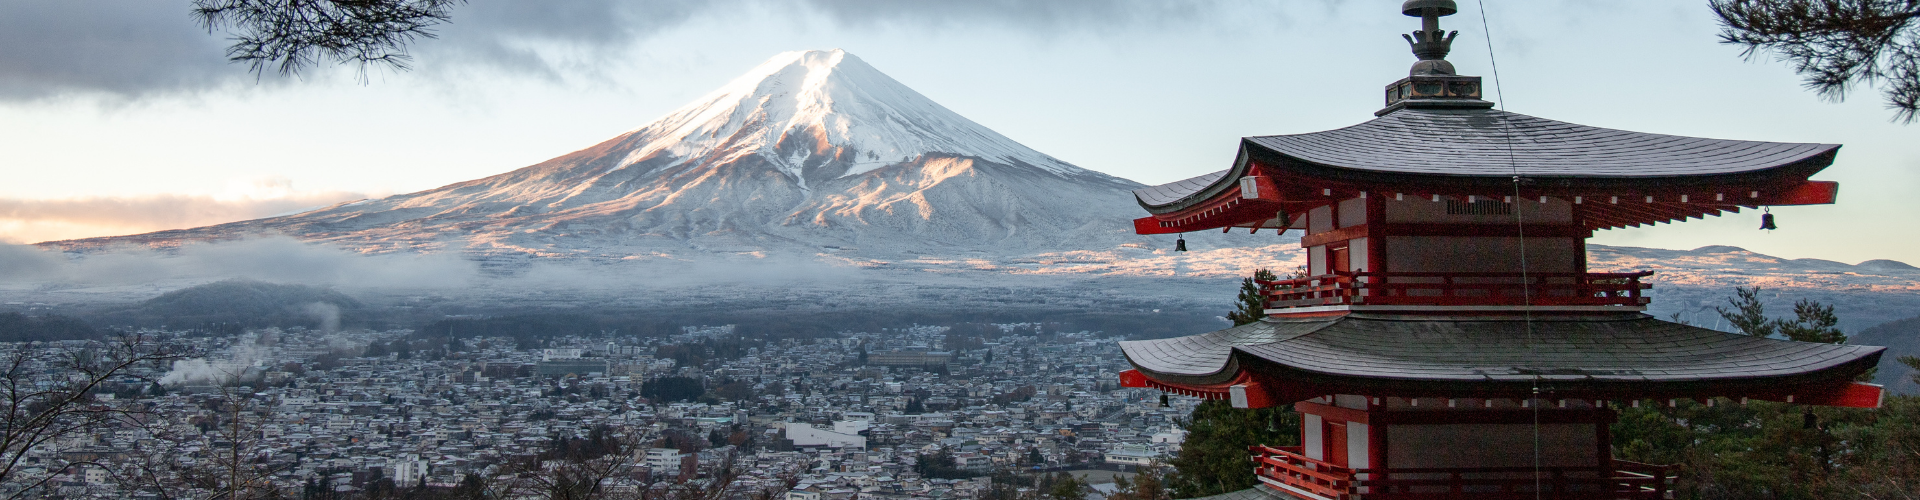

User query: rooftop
[1120,313,1882,405]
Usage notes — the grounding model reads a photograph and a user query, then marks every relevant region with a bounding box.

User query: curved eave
[1252,108,1842,182]
[1130,109,1842,235]
[1119,315,1886,408]
[1242,142,1840,195]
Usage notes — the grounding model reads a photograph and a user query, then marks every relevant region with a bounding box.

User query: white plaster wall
[1349,237,1369,273]
[1309,205,1334,233]
[1303,414,1324,460]
[1338,197,1368,228]
[1348,422,1370,469]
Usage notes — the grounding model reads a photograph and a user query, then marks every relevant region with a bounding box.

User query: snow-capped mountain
[53,49,1159,259]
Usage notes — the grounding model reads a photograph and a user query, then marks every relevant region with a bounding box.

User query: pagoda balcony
[1250,445,1673,500]
[1259,271,1652,312]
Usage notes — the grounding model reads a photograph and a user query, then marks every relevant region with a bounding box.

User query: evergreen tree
[1716,286,1848,344]
[1226,269,1278,326]
[1164,400,1299,497]
[1611,289,1920,498]
[1043,472,1089,500]
[1778,298,1847,344]
[1718,286,1778,337]
[1109,466,1172,500]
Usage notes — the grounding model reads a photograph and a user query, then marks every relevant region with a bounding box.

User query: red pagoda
[1116,2,1887,499]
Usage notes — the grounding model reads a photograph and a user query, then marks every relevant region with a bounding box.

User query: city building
[786,422,867,449]
[869,350,952,368]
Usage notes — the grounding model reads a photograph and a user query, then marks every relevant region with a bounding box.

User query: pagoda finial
[1400,0,1459,76]
[1377,0,1489,115]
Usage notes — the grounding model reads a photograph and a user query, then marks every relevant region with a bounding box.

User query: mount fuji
[38,49,1917,336]
[54,49,1167,261]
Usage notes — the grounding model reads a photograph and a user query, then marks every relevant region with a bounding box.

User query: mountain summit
[55,50,1148,259]
[619,49,1090,184]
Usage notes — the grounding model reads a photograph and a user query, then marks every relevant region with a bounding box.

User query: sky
[0,0,1915,264]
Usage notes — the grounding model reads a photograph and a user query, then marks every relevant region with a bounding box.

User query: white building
[391,454,429,485]
[1104,444,1160,466]
[786,422,867,449]
[1151,428,1188,452]
[643,448,686,471]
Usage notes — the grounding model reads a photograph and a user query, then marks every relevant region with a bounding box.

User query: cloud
[0,0,1215,101]
[0,0,235,100]
[0,183,369,244]
[794,0,1205,30]
[418,0,1209,79]
[0,237,477,289]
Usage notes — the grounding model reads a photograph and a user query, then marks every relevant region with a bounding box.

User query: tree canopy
[1226,269,1279,327]
[1713,0,1920,123]
[1164,400,1299,498]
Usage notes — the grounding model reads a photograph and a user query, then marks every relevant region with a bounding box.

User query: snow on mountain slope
[614,49,1088,181]
[49,49,1166,259]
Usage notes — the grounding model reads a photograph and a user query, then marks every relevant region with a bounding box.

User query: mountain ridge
[46,49,1153,259]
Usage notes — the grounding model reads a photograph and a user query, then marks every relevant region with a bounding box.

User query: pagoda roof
[1119,314,1882,405]
[1250,108,1835,180]
[1133,108,1840,229]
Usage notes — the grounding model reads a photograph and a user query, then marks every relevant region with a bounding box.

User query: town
[7,322,1197,499]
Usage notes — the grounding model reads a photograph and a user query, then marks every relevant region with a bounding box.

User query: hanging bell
[1159,394,1170,408]
[1175,237,1188,252]
[1759,211,1777,231]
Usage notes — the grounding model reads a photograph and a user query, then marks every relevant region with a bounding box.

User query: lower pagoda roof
[1119,314,1884,407]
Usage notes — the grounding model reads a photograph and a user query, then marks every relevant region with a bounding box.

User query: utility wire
[1474,1,1544,498]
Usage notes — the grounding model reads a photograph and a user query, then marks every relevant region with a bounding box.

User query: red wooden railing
[1250,445,1672,500]
[1258,271,1652,310]
[1250,445,1354,499]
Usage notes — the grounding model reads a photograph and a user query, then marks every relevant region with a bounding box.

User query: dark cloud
[414,0,708,80]
[796,0,1205,30]
[0,0,1212,101]
[0,0,234,99]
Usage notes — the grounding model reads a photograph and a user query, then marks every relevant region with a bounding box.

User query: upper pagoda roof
[1119,314,1882,405]
[1134,107,1839,216]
